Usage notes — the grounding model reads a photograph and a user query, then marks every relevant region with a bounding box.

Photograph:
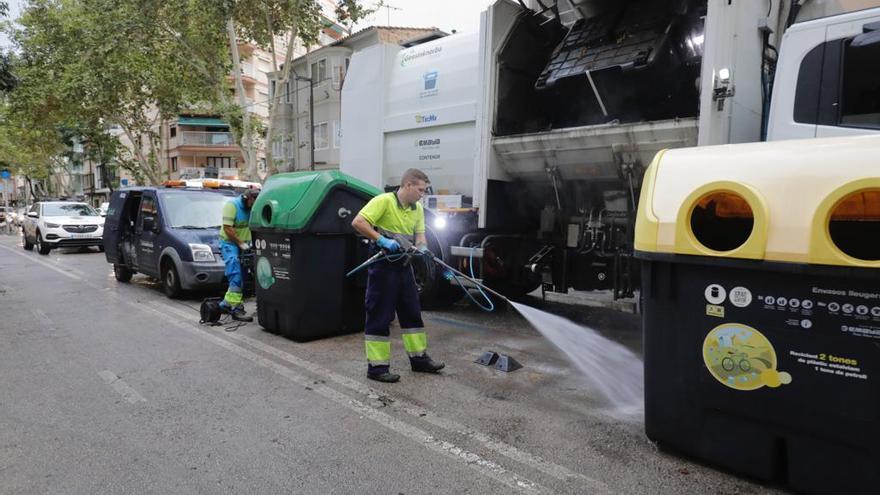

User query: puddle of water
[510,301,644,414]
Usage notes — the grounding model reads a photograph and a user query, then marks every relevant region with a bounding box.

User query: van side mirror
[27,212,38,218]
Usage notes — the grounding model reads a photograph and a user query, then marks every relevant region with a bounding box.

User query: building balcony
[170,131,237,150]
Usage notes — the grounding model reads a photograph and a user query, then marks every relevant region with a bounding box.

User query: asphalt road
[0,233,785,494]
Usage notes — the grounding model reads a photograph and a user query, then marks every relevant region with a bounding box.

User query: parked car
[103,185,243,298]
[21,201,105,255]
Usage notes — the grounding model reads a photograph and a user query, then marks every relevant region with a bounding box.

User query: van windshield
[160,191,233,229]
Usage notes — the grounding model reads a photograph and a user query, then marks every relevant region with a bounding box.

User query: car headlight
[45,222,60,228]
[433,216,447,230]
[189,243,215,262]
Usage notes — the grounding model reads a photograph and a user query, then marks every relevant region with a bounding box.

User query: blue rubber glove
[376,236,401,252]
[442,270,455,281]
[416,244,432,256]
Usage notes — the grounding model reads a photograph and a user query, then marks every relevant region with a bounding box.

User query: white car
[21,201,105,255]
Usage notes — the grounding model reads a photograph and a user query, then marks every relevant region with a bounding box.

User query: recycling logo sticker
[703,323,792,391]
[256,256,276,290]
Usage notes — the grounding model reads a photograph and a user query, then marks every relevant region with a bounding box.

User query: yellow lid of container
[635,135,880,268]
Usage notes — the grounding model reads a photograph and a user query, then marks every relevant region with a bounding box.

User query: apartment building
[269,26,446,173]
[116,1,348,185]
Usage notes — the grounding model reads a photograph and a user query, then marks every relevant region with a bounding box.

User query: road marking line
[0,244,79,280]
[137,303,546,494]
[152,301,614,494]
[98,370,147,404]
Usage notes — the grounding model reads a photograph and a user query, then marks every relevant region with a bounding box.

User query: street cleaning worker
[351,168,445,383]
[218,188,260,322]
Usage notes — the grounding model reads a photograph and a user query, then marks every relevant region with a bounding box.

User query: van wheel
[162,261,182,299]
[114,263,133,283]
[36,232,51,255]
[22,232,34,251]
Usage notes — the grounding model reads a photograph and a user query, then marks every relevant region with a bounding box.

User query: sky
[0,0,496,49]
[0,0,23,50]
[351,0,497,35]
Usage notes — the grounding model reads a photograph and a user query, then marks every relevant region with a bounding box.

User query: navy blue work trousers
[364,259,425,373]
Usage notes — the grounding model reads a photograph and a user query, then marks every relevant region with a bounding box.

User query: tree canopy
[0,0,374,186]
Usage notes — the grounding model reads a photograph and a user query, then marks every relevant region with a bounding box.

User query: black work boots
[367,372,401,383]
[410,355,445,373]
[367,355,445,383]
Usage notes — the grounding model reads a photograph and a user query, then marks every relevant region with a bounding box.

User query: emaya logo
[400,46,442,67]
[415,114,438,124]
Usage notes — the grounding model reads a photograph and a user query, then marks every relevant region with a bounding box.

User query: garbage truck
[340,0,880,305]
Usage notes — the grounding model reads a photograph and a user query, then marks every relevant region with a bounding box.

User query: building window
[206,156,232,168]
[314,122,329,150]
[311,58,327,83]
[170,125,177,138]
[170,157,178,172]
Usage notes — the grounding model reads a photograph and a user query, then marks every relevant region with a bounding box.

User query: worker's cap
[244,188,260,199]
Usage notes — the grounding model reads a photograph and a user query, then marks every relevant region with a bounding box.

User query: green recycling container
[250,171,380,342]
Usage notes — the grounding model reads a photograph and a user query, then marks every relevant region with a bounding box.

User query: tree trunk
[120,125,162,186]
[227,19,258,181]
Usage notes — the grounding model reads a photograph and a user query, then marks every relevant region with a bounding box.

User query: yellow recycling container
[635,134,880,495]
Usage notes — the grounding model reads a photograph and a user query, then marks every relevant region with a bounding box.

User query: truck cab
[103,186,241,298]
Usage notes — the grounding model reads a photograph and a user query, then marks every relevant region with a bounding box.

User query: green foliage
[0,0,373,183]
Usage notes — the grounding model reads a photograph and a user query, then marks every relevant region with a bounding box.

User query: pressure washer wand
[426,254,511,305]
[345,251,384,278]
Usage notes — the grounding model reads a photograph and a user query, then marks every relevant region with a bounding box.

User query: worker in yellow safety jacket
[218,188,259,322]
[351,168,445,383]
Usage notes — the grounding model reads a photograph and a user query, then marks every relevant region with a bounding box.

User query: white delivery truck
[341,0,880,306]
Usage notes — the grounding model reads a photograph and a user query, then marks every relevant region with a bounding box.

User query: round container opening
[261,204,273,225]
[829,189,880,261]
[690,191,754,252]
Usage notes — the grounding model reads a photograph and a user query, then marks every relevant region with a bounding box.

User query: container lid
[251,170,381,231]
[635,135,880,268]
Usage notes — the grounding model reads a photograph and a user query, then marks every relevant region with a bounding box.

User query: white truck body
[341,0,880,300]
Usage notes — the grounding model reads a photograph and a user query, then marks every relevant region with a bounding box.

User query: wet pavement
[0,233,786,494]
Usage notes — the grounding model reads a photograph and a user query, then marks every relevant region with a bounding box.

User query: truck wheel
[114,263,133,283]
[412,252,463,310]
[22,232,33,251]
[36,232,51,255]
[162,261,182,299]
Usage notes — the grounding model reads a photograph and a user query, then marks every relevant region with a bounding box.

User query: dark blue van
[103,186,239,298]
